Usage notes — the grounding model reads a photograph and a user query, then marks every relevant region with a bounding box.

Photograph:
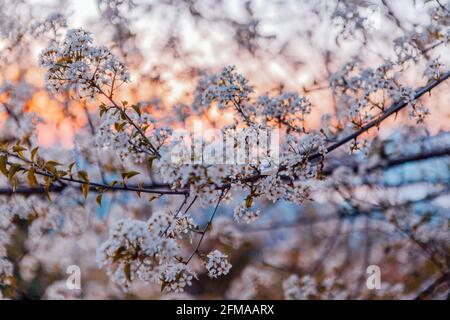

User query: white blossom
[205,250,232,278]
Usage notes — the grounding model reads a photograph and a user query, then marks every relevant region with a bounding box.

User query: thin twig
[185,190,227,264]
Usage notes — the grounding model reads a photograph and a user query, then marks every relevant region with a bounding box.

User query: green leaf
[112,247,126,263]
[82,183,89,200]
[96,193,103,206]
[121,171,140,180]
[44,185,52,202]
[27,168,38,187]
[245,195,253,208]
[160,280,169,292]
[114,121,127,132]
[124,263,131,282]
[131,104,141,116]
[12,145,27,153]
[31,147,39,161]
[68,162,76,176]
[8,163,21,182]
[11,176,19,192]
[0,155,7,176]
[77,170,89,182]
[148,195,160,202]
[12,145,27,159]
[0,142,9,152]
[99,104,107,118]
[45,160,61,167]
[44,161,61,175]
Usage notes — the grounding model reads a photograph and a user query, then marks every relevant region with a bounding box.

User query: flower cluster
[205,250,232,278]
[424,58,445,81]
[160,66,325,214]
[159,164,224,206]
[39,28,129,98]
[98,215,197,292]
[95,109,158,162]
[202,66,253,110]
[255,92,312,131]
[159,262,196,293]
[394,27,446,63]
[0,0,449,299]
[233,200,261,224]
[330,58,435,129]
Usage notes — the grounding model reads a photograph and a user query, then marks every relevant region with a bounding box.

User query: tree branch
[220,70,450,188]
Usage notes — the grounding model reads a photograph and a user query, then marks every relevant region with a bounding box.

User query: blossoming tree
[0,0,449,299]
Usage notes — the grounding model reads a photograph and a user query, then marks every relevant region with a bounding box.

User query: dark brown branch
[2,157,188,195]
[2,146,448,196]
[0,185,66,195]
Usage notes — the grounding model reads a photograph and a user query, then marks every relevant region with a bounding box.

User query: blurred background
[0,0,449,299]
